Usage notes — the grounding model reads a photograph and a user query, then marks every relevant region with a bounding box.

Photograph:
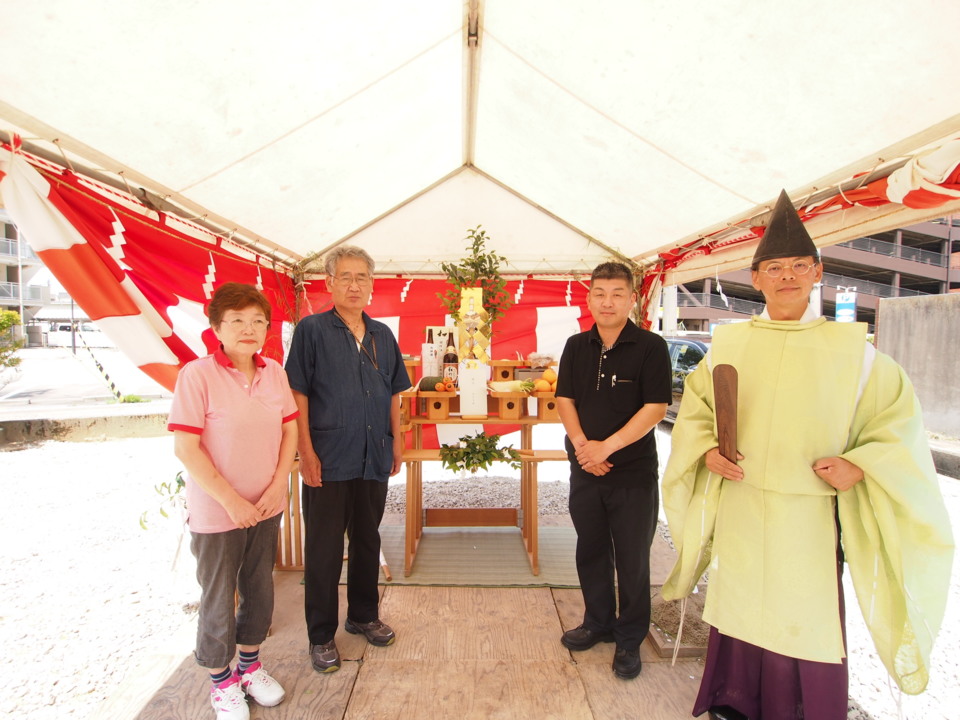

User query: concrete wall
[0,411,168,446]
[876,293,960,438]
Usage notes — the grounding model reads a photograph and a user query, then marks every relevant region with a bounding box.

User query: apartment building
[675,218,959,332]
[0,210,48,324]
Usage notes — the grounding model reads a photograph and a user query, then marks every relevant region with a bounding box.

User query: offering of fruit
[533,379,552,393]
[541,366,558,384]
[419,375,444,391]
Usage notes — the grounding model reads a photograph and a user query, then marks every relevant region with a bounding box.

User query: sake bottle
[442,343,459,385]
[421,329,439,377]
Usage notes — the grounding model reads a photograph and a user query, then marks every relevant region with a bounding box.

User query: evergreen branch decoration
[438,432,522,474]
[438,226,512,323]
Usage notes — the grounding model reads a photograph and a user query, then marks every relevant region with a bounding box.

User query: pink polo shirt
[167,349,299,533]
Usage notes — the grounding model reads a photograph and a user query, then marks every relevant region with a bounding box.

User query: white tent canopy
[2,0,960,279]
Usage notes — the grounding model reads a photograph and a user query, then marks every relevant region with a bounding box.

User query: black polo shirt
[556,321,672,484]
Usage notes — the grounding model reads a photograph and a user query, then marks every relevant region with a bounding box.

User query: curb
[0,412,169,445]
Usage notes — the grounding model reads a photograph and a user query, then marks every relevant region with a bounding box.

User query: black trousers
[568,475,659,650]
[302,479,388,645]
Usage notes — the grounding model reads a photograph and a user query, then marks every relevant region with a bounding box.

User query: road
[0,347,171,410]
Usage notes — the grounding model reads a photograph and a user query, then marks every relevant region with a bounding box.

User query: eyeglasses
[222,318,268,331]
[333,274,372,288]
[759,260,818,278]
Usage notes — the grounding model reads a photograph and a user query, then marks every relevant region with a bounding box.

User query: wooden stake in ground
[713,364,738,463]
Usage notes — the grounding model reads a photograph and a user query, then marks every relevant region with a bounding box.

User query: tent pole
[462,0,482,166]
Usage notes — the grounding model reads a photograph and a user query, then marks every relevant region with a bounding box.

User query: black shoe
[561,624,615,651]
[708,707,748,720]
[344,617,396,646]
[612,646,641,679]
[310,639,341,673]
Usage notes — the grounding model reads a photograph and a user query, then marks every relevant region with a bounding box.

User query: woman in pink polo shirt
[168,283,298,720]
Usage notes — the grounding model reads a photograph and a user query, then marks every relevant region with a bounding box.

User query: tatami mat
[344,524,678,588]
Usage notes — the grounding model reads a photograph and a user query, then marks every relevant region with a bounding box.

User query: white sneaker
[239,661,286,707]
[210,675,249,720]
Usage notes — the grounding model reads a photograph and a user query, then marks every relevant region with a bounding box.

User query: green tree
[0,310,23,369]
[438,226,512,323]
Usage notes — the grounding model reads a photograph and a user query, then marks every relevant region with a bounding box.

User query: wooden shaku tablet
[713,364,738,463]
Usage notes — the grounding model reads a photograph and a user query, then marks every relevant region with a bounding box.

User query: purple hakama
[692,560,849,720]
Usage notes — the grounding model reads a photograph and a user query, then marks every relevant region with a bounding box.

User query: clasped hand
[574,439,613,476]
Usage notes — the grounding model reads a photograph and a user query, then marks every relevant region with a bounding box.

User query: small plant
[140,471,187,530]
[121,394,146,403]
[438,226,512,323]
[439,432,522,474]
[0,310,24,372]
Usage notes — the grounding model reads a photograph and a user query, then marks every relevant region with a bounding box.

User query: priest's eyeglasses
[760,260,818,278]
[334,273,372,287]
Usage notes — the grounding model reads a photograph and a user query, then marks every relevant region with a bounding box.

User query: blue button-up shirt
[285,309,411,481]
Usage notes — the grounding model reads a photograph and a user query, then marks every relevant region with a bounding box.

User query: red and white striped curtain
[1,138,593,398]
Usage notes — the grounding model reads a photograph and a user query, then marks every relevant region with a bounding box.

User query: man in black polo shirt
[555,261,672,680]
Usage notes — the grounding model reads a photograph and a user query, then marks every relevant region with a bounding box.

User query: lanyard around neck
[335,310,379,370]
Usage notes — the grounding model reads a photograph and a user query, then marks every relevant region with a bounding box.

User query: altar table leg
[404,460,423,576]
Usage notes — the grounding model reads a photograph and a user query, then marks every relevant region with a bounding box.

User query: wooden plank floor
[94,574,703,720]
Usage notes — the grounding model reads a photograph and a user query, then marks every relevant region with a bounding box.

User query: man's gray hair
[324,245,376,277]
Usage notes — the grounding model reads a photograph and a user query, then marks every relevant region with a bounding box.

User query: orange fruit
[541,367,558,383]
[533,379,552,392]
[550,380,557,392]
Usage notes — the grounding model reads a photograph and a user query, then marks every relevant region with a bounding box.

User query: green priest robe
[661,314,953,694]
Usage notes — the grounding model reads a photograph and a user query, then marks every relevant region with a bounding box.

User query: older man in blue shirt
[285,246,410,674]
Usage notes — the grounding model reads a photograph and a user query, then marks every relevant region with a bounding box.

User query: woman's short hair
[324,245,375,277]
[207,283,272,327]
[590,261,636,289]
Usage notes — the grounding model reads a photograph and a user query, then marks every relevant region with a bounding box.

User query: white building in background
[1,209,48,329]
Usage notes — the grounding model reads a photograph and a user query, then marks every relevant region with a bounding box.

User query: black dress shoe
[560,624,615,651]
[708,706,748,720]
[612,646,641,679]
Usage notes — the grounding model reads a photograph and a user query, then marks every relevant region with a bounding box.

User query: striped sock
[210,667,232,686]
[237,649,259,674]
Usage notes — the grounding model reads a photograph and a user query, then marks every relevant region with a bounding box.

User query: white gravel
[1,434,957,719]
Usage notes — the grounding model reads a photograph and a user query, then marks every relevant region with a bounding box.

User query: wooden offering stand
[399,382,566,577]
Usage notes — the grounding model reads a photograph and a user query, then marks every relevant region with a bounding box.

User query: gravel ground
[1,435,957,719]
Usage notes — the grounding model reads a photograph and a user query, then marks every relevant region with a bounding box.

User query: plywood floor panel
[377,586,568,662]
[269,572,379,661]
[553,586,586,632]
[93,577,704,719]
[346,659,592,720]
[576,660,703,720]
[551,587,691,665]
[89,617,197,720]
[244,656,359,720]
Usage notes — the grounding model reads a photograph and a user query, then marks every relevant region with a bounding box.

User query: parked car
[663,335,710,422]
